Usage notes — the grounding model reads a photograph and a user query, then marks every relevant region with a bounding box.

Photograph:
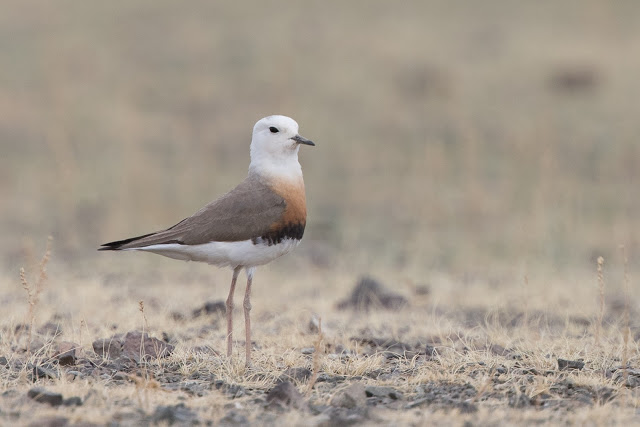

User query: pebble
[266,381,305,410]
[27,387,63,406]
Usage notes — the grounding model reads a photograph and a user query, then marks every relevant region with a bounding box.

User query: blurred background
[1,1,638,285]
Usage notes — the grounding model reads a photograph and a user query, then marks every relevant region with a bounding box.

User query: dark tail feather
[98,232,156,251]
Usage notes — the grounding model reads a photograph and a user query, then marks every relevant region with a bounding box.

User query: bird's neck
[248,156,304,186]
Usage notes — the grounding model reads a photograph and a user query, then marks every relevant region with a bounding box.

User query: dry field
[1,1,640,425]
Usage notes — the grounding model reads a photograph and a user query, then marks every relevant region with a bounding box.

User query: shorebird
[99,115,314,366]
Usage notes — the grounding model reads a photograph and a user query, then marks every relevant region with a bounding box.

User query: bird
[99,115,314,367]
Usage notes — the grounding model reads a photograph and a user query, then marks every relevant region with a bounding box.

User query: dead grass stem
[595,256,605,346]
[19,236,52,354]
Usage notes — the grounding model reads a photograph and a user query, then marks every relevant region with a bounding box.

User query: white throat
[248,146,303,182]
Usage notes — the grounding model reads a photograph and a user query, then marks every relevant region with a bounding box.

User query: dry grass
[1,0,639,425]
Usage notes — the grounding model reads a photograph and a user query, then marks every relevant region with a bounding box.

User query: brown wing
[99,176,286,250]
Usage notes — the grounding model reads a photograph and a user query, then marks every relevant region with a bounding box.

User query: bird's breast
[256,178,307,246]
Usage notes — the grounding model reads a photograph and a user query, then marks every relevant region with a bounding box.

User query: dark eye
[269,127,279,133]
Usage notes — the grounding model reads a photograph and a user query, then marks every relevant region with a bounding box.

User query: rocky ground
[1,276,639,426]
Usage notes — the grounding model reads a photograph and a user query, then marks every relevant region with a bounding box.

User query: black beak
[291,134,315,146]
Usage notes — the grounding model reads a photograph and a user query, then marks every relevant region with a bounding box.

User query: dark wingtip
[98,232,157,252]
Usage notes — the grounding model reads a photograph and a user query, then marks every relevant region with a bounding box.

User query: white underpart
[128,238,301,268]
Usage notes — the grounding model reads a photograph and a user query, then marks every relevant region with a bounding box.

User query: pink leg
[243,267,255,367]
[226,267,242,359]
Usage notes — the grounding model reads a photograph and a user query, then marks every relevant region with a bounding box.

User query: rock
[0,356,8,367]
[508,393,532,408]
[266,381,305,410]
[149,403,198,425]
[352,336,415,358]
[112,371,129,381]
[558,359,585,371]
[549,65,600,93]
[54,342,79,366]
[93,332,174,362]
[37,321,62,337]
[170,311,186,322]
[121,331,174,361]
[278,367,312,383]
[337,277,408,311]
[27,387,63,406]
[26,339,46,353]
[414,284,431,296]
[27,416,68,427]
[14,323,30,334]
[32,364,59,381]
[330,383,367,409]
[613,369,640,387]
[306,413,332,426]
[92,336,123,359]
[488,344,508,356]
[213,380,246,398]
[219,410,249,426]
[65,370,83,381]
[301,348,315,355]
[192,300,226,318]
[425,344,438,358]
[62,396,82,406]
[365,386,403,400]
[320,407,366,425]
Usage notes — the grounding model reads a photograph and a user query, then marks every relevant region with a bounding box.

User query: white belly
[129,238,301,268]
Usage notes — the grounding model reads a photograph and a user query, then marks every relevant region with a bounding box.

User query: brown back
[114,175,287,249]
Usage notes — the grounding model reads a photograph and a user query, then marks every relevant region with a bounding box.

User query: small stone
[121,331,174,361]
[55,342,79,366]
[27,416,69,427]
[558,358,585,371]
[62,396,82,406]
[92,337,123,359]
[301,347,315,355]
[278,367,312,383]
[365,386,403,400]
[0,356,9,367]
[93,331,174,362]
[192,300,226,318]
[214,380,246,398]
[149,403,198,425]
[219,410,249,426]
[322,407,366,425]
[113,371,129,381]
[170,311,186,322]
[65,370,83,380]
[266,381,305,409]
[27,339,46,353]
[37,321,62,337]
[330,383,367,409]
[509,393,532,408]
[414,284,431,296]
[27,387,63,406]
[32,365,59,381]
[337,276,408,311]
[15,323,30,334]
[613,368,640,387]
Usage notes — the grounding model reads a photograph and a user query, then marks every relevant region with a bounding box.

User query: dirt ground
[1,258,639,426]
[1,1,640,425]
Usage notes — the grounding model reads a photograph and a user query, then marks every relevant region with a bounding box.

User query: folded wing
[99,176,286,250]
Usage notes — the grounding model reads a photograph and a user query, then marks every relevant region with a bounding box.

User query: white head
[248,115,314,180]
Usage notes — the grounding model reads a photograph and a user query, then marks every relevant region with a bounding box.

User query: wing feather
[99,176,285,250]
